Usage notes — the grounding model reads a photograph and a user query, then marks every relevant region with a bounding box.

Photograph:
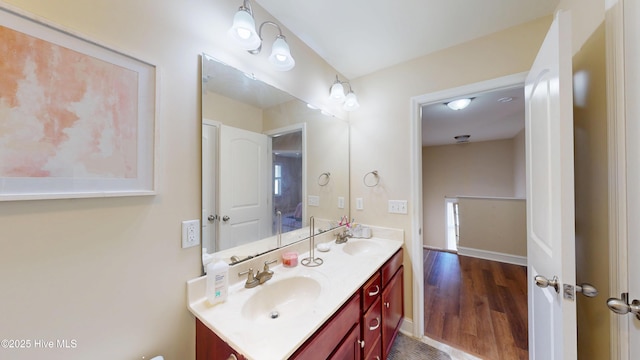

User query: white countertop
[187,229,403,360]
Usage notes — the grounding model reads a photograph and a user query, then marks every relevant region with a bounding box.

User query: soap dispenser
[206,260,229,305]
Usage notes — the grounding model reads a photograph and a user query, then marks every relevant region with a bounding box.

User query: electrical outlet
[182,220,200,248]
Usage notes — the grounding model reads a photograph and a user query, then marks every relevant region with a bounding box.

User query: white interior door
[623,0,640,354]
[525,11,577,359]
[219,125,270,250]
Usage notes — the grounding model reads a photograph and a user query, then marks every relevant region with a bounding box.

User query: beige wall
[0,1,342,359]
[422,139,520,249]
[513,129,527,198]
[457,197,527,257]
[573,23,610,360]
[203,92,263,133]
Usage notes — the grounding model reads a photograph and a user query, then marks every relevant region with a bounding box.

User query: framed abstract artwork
[0,4,157,201]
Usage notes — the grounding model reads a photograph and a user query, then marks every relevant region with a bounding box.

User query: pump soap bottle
[206,260,229,305]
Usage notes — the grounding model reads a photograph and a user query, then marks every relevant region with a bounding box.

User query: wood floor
[423,249,528,360]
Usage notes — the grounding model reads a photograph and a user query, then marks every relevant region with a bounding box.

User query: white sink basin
[241,275,322,321]
[342,239,382,256]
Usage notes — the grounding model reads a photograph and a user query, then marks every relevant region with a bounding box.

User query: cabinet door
[196,319,245,360]
[381,266,404,359]
[330,324,362,360]
[291,294,360,360]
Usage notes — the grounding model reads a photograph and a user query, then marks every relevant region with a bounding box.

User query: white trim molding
[606,0,629,359]
[409,71,528,340]
[457,247,527,266]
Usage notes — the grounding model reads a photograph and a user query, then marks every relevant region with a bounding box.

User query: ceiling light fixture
[446,98,472,111]
[454,135,471,143]
[228,0,295,71]
[329,75,360,111]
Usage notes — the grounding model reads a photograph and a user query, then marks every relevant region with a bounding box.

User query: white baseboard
[400,317,415,336]
[457,246,527,266]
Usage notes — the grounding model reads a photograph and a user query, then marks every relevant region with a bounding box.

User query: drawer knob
[384,302,390,308]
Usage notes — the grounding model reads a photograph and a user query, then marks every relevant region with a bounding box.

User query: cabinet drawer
[382,249,403,285]
[363,335,382,360]
[361,271,381,312]
[291,293,361,360]
[361,297,381,357]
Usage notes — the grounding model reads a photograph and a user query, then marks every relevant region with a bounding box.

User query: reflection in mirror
[201,53,350,267]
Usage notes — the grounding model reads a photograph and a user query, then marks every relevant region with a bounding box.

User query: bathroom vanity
[187,230,404,360]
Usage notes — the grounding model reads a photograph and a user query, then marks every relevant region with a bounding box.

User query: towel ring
[317,172,331,186]
[363,170,379,187]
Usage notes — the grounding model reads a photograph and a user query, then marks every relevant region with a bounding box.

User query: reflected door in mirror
[219,125,271,250]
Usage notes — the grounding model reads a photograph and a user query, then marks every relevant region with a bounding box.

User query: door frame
[264,123,307,230]
[409,72,528,338]
[607,0,630,358]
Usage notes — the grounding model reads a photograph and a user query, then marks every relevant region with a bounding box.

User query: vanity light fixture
[228,0,295,71]
[446,98,472,110]
[329,75,360,111]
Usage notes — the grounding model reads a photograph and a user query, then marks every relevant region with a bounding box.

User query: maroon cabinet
[381,266,404,359]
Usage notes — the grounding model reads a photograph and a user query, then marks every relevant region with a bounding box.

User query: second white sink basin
[342,239,382,256]
[241,275,323,322]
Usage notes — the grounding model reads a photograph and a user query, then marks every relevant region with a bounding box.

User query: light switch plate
[356,197,363,210]
[338,196,345,209]
[182,220,200,248]
[388,200,408,214]
[308,195,320,207]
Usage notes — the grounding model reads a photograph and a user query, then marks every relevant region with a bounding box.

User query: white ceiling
[255,0,560,79]
[251,0,559,146]
[421,86,525,146]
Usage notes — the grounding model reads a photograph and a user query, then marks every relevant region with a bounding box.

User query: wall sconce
[329,75,360,111]
[228,0,295,71]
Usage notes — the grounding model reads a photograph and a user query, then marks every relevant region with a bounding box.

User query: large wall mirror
[201,53,350,266]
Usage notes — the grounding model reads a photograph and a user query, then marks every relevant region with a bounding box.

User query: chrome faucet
[335,229,352,244]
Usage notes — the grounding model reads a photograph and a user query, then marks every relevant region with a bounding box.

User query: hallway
[423,249,528,359]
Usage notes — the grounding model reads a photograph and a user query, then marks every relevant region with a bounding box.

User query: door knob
[607,293,640,320]
[576,283,598,298]
[222,215,230,222]
[534,275,560,293]
[208,214,218,221]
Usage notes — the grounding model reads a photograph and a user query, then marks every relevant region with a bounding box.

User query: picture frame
[0,4,157,201]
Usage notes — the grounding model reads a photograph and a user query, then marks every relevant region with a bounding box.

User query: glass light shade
[343,91,360,111]
[330,82,345,101]
[269,37,295,71]
[446,98,472,110]
[228,9,261,51]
